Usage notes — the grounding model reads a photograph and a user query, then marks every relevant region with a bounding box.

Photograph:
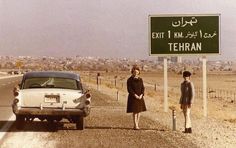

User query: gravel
[89,82,236,148]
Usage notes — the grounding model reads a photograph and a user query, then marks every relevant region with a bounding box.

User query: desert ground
[80,70,236,148]
[0,70,235,148]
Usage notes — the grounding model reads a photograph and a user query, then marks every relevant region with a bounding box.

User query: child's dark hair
[183,71,191,77]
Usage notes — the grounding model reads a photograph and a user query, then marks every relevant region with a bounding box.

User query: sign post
[149,14,220,115]
[202,56,207,117]
[164,57,168,112]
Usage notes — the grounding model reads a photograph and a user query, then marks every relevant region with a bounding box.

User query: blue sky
[0,0,235,60]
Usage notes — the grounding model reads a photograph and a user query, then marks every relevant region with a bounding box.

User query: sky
[0,0,235,60]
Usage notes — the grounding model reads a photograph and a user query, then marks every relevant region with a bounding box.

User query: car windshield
[23,77,80,90]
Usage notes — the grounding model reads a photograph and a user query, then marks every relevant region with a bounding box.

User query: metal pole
[116,90,119,101]
[202,56,207,117]
[234,93,236,103]
[172,109,176,131]
[97,73,100,90]
[164,57,168,112]
[96,76,99,90]
[208,88,210,99]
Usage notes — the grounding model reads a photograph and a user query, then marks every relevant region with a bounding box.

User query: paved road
[0,76,22,129]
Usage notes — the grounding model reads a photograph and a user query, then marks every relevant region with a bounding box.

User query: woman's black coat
[126,76,147,113]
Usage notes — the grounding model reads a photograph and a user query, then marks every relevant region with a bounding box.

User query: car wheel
[46,118,54,123]
[38,117,46,121]
[55,117,62,122]
[15,115,25,130]
[76,117,84,130]
[46,118,57,131]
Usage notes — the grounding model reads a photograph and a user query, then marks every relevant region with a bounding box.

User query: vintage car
[12,71,91,130]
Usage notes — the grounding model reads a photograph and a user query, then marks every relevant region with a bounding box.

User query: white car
[12,71,91,130]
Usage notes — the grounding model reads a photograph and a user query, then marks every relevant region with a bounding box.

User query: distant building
[170,57,177,63]
[157,56,181,63]
[157,57,164,62]
[177,56,182,63]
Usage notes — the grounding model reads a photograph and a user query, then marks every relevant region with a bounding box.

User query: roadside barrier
[169,106,177,131]
[82,73,236,104]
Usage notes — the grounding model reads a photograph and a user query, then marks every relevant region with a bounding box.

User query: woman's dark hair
[131,65,140,74]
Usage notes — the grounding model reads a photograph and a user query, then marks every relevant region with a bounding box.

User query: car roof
[23,71,80,81]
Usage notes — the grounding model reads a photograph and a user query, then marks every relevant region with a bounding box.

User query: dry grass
[224,118,236,123]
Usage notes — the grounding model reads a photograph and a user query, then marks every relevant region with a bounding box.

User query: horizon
[0,54,235,62]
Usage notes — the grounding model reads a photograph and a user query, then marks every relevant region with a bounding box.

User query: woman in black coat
[127,65,146,130]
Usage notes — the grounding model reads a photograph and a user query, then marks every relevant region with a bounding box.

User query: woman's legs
[136,113,140,128]
[132,113,136,128]
[133,113,140,129]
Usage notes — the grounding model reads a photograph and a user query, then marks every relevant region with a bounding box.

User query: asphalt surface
[0,78,198,148]
[0,76,22,129]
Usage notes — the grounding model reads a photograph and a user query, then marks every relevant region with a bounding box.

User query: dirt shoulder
[84,79,236,148]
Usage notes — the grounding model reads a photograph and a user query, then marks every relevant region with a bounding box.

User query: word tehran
[168,42,202,52]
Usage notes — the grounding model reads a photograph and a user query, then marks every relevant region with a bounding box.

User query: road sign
[149,14,220,55]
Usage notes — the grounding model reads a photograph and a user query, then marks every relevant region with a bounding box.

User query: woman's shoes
[133,126,140,130]
[183,128,192,133]
[183,128,188,133]
[188,128,192,133]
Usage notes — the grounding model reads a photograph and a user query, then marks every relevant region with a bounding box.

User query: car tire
[55,117,62,122]
[46,117,54,123]
[15,115,25,130]
[38,117,46,121]
[76,117,84,130]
